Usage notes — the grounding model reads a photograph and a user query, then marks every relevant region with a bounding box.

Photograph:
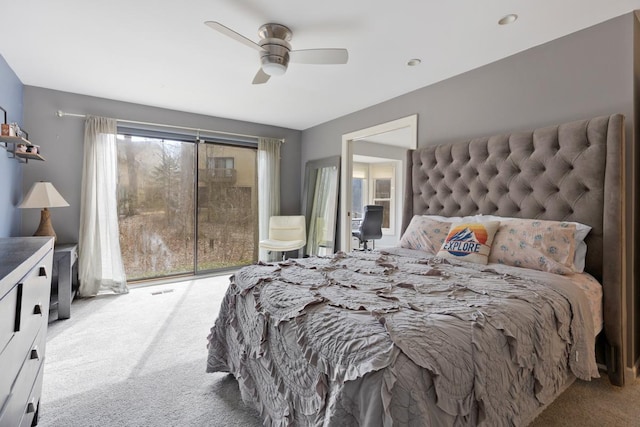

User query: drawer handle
[26,399,36,414]
[14,283,23,332]
[39,266,48,278]
[34,303,43,315]
[30,347,40,361]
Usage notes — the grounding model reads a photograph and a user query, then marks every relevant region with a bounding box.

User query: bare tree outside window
[197,144,257,272]
[116,135,257,282]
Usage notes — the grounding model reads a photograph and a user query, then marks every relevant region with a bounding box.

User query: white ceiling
[1,1,638,130]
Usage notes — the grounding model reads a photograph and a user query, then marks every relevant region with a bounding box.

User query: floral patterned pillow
[436,221,500,265]
[399,216,451,254]
[488,219,577,274]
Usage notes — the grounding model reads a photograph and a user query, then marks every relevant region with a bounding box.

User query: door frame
[340,115,418,251]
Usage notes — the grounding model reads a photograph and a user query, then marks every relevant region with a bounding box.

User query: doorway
[351,156,403,249]
[340,115,417,251]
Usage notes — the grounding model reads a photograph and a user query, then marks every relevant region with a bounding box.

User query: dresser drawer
[0,262,49,382]
[19,364,43,427]
[0,283,19,355]
[0,327,46,427]
[0,258,50,355]
[0,319,33,420]
[19,261,51,342]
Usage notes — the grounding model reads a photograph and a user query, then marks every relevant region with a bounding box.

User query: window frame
[115,126,258,283]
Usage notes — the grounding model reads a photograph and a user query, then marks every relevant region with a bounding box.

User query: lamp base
[33,208,57,242]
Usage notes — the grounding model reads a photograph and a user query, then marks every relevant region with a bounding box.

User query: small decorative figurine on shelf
[10,122,20,137]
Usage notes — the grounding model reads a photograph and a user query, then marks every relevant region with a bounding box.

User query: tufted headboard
[402,114,625,385]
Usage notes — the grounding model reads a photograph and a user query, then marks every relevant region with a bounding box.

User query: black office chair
[352,205,383,250]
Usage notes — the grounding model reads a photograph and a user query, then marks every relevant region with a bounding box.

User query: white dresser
[0,237,54,427]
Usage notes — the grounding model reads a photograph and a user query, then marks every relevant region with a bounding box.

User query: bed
[207,114,626,425]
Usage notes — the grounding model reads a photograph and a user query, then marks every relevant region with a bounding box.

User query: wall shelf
[0,135,45,162]
[15,151,46,161]
[0,106,45,163]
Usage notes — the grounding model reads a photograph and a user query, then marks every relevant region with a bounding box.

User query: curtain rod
[56,110,285,143]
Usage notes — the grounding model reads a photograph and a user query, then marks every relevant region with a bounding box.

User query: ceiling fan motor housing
[258,23,292,76]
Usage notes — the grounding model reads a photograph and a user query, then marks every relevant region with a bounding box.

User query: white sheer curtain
[258,138,282,262]
[78,116,128,297]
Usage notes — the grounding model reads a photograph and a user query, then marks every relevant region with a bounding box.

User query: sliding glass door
[196,143,257,272]
[116,133,257,282]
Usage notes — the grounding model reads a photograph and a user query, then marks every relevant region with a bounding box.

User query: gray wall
[301,14,637,374]
[22,86,302,244]
[302,13,633,161]
[0,55,24,237]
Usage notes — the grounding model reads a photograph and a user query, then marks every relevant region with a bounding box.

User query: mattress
[207,249,599,426]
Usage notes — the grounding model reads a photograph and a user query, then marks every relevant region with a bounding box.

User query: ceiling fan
[204,21,349,85]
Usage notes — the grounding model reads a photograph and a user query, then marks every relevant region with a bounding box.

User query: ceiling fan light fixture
[262,62,287,76]
[498,14,518,25]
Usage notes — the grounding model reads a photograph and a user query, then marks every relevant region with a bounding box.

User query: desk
[53,243,78,320]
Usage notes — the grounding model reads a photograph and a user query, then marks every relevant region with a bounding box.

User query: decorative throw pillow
[488,219,577,274]
[436,221,500,264]
[400,216,451,254]
[424,214,591,272]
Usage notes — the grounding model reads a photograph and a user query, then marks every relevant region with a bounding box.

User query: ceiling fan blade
[252,68,270,85]
[204,21,264,52]
[289,48,349,64]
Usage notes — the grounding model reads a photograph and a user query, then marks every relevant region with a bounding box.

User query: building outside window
[116,132,257,282]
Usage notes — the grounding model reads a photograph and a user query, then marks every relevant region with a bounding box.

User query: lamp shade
[19,182,69,209]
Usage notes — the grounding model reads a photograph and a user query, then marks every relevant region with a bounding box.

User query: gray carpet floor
[40,275,261,427]
[39,275,640,426]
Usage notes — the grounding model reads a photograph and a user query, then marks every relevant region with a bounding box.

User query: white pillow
[423,214,591,272]
[399,216,450,253]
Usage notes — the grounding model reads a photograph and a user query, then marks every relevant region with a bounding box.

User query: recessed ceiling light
[498,14,518,25]
[407,58,421,67]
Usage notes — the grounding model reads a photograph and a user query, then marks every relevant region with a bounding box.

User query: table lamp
[19,181,69,242]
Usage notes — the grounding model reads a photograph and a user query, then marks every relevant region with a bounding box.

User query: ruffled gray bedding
[206,248,599,426]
